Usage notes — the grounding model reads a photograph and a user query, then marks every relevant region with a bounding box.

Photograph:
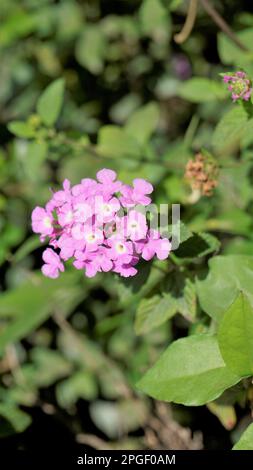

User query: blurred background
[1,0,253,452]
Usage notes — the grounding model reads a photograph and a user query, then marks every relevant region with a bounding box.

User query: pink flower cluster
[223,71,252,102]
[31,169,171,278]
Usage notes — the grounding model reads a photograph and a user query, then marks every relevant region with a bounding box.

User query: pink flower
[114,257,138,277]
[73,250,111,277]
[94,248,113,273]
[126,210,148,241]
[57,234,84,260]
[96,196,121,223]
[31,168,171,279]
[142,231,171,260]
[72,223,104,252]
[132,178,153,205]
[51,179,72,207]
[58,203,74,227]
[83,226,104,252]
[120,179,153,206]
[222,71,252,102]
[72,178,98,197]
[41,248,64,278]
[72,201,93,223]
[97,168,122,195]
[107,238,133,264]
[31,207,54,236]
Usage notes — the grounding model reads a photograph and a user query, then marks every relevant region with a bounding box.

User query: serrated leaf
[218,293,253,376]
[233,423,253,450]
[175,232,220,260]
[137,334,241,406]
[36,78,65,126]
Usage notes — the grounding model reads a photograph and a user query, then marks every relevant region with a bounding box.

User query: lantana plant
[7,64,253,450]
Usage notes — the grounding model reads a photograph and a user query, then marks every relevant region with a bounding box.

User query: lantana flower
[31,169,171,278]
[222,70,252,102]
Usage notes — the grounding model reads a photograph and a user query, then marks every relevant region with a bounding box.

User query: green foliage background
[1,0,253,451]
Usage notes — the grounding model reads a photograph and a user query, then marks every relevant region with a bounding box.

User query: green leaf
[75,25,106,74]
[241,117,253,149]
[139,0,171,40]
[0,272,85,355]
[218,29,253,66]
[206,208,251,236]
[135,294,178,335]
[30,347,73,387]
[8,121,36,138]
[125,103,159,146]
[13,235,45,263]
[23,140,48,181]
[56,371,98,408]
[0,11,37,47]
[169,0,184,10]
[233,423,253,450]
[218,293,253,376]
[212,106,248,155]
[97,125,140,158]
[58,151,103,184]
[178,78,227,103]
[36,78,65,126]
[137,334,241,406]
[167,221,193,248]
[175,232,220,260]
[179,278,197,321]
[0,403,31,435]
[197,255,253,322]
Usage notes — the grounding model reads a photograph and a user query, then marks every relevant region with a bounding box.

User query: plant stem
[174,0,199,44]
[200,0,249,52]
